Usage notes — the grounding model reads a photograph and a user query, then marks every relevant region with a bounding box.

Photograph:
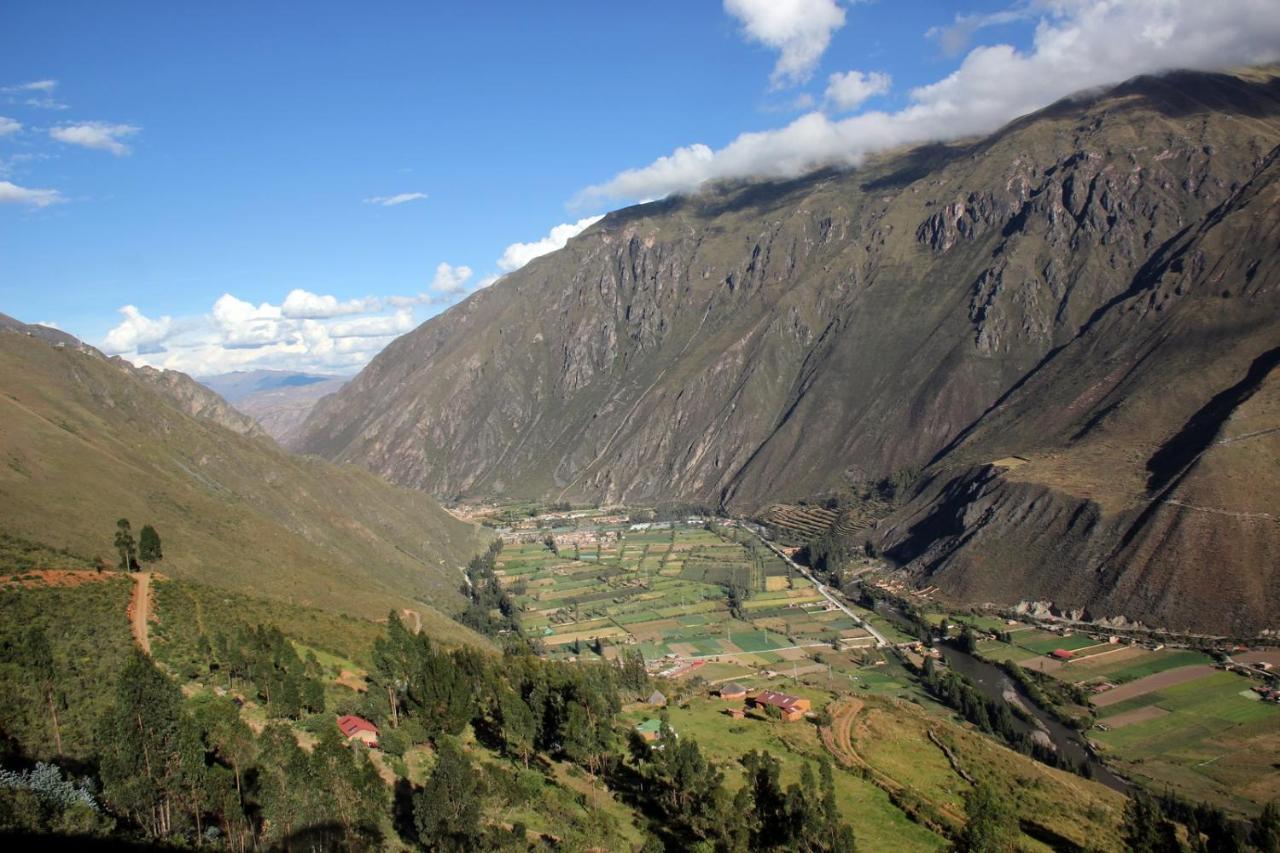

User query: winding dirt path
[129,572,152,654]
[820,698,965,830]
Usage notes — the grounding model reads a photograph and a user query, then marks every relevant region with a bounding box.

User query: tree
[1122,790,1181,853]
[498,688,537,769]
[1252,801,1280,853]
[957,781,1017,853]
[114,518,137,572]
[23,628,62,755]
[138,525,162,562]
[414,739,486,851]
[97,651,206,839]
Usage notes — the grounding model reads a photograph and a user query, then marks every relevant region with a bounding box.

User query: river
[872,603,1128,793]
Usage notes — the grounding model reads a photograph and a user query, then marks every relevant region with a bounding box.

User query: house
[725,707,746,719]
[646,689,667,707]
[749,690,811,722]
[635,718,665,742]
[1051,649,1074,661]
[337,715,379,748]
[718,682,748,701]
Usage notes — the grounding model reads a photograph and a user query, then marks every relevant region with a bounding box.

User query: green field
[1069,649,1213,685]
[502,524,874,660]
[1091,667,1280,813]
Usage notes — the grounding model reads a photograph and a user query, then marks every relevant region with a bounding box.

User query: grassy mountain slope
[0,330,488,633]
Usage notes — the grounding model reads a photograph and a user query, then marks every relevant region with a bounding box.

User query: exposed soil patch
[1093,665,1217,707]
[1104,705,1170,729]
[1,568,117,589]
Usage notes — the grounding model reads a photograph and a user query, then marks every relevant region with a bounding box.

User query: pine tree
[114,518,137,572]
[138,525,162,562]
[414,738,486,851]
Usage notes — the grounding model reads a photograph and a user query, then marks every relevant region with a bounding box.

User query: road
[129,571,152,654]
[741,526,890,647]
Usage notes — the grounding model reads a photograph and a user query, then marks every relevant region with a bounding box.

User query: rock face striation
[296,69,1280,633]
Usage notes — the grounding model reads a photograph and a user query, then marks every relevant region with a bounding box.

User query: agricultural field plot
[1064,648,1214,686]
[1008,630,1100,655]
[500,527,867,660]
[1090,668,1280,814]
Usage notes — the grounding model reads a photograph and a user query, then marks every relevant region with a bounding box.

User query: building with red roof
[749,690,811,721]
[1051,649,1075,661]
[337,714,379,748]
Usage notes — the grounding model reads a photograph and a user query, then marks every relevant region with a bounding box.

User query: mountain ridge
[0,324,489,637]
[295,67,1280,632]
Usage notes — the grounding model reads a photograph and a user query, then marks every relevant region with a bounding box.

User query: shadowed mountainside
[296,68,1280,632]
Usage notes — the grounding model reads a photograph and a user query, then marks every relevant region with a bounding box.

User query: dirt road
[129,572,152,654]
[743,527,889,646]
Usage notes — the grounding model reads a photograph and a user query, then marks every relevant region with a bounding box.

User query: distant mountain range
[201,369,348,445]
[295,68,1280,634]
[0,324,486,635]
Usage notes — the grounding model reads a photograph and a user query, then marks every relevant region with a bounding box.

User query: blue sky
[1,1,1275,375]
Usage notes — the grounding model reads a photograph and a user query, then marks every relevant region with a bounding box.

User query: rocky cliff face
[876,140,1280,635]
[296,69,1280,631]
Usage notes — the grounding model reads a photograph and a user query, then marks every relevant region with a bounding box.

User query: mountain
[201,369,348,444]
[295,68,1280,632]
[0,325,488,635]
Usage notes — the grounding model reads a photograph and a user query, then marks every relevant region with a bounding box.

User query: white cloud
[824,70,891,111]
[50,122,140,155]
[0,180,63,207]
[281,288,381,319]
[928,7,1033,57]
[497,215,605,272]
[473,274,501,290]
[583,0,1280,204]
[431,262,473,294]
[97,287,436,375]
[1,80,56,94]
[0,117,21,136]
[364,192,428,206]
[328,310,415,339]
[103,305,173,355]
[724,0,847,88]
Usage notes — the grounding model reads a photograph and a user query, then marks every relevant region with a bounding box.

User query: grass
[636,693,948,851]
[1071,649,1212,684]
[1087,668,1280,814]
[150,577,389,671]
[0,333,489,627]
[0,575,135,760]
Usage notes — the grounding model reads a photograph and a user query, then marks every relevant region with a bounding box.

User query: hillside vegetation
[0,329,488,629]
